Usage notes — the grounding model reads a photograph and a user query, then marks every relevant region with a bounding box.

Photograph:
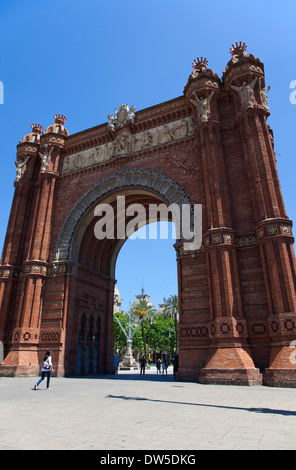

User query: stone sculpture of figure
[107,108,118,127]
[140,130,153,149]
[126,105,136,122]
[15,156,29,181]
[163,125,174,142]
[173,119,188,139]
[115,133,129,154]
[259,79,270,110]
[231,77,258,109]
[39,144,53,173]
[190,91,214,122]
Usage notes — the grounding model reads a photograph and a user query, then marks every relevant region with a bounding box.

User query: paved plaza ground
[0,366,296,451]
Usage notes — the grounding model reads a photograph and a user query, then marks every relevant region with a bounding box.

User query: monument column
[0,116,68,376]
[184,56,262,384]
[224,42,296,386]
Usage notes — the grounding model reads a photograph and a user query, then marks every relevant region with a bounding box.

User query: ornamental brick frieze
[0,262,69,278]
[250,322,268,336]
[163,150,199,177]
[209,317,248,339]
[61,116,194,174]
[203,230,235,249]
[77,294,107,313]
[180,324,209,339]
[256,220,293,242]
[47,264,67,276]
[0,266,23,280]
[153,222,292,260]
[223,62,264,88]
[23,263,48,276]
[39,331,60,343]
[10,327,39,344]
[268,313,296,338]
[236,234,257,248]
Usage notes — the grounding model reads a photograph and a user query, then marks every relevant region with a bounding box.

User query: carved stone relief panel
[62,117,194,174]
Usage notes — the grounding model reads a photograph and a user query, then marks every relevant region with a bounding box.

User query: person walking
[173,353,179,378]
[156,358,161,374]
[139,356,146,374]
[34,350,53,390]
[113,352,119,377]
[162,357,168,375]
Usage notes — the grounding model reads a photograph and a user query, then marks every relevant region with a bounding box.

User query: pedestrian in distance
[113,352,119,377]
[34,350,53,390]
[162,357,168,375]
[156,358,162,374]
[173,353,179,378]
[139,356,146,374]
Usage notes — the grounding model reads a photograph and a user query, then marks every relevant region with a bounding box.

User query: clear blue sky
[0,1,295,311]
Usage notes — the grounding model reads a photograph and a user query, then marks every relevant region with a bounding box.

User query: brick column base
[263,344,296,387]
[0,344,39,377]
[198,347,263,386]
[199,367,262,386]
[0,365,40,377]
[263,369,296,388]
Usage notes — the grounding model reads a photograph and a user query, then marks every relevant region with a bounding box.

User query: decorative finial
[192,57,208,72]
[54,113,67,125]
[31,123,44,134]
[230,41,247,57]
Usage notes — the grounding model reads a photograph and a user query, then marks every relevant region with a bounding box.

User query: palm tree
[130,298,155,360]
[163,294,179,353]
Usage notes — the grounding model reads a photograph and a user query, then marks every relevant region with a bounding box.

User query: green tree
[146,315,176,360]
[130,299,155,360]
[163,295,179,353]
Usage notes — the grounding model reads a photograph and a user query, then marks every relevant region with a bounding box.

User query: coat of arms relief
[107,104,136,129]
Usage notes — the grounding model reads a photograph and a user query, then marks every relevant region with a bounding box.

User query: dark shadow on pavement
[105,394,296,416]
[68,372,175,382]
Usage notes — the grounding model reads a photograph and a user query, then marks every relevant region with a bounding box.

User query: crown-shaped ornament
[230,41,247,57]
[54,113,67,125]
[192,57,208,72]
[31,123,44,134]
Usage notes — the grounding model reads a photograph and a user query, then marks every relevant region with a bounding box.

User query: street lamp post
[114,312,141,370]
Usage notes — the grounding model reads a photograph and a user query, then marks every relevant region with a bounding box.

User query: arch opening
[62,172,188,376]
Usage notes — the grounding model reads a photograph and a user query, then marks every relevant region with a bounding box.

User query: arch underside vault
[56,167,192,264]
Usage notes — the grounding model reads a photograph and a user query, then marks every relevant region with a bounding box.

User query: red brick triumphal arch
[0,42,296,386]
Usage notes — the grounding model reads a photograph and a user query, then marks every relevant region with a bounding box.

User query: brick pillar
[184,63,262,385]
[105,278,116,374]
[258,225,296,386]
[224,46,296,386]
[0,128,41,375]
[238,109,296,387]
[0,117,68,376]
[0,171,58,375]
[199,239,262,385]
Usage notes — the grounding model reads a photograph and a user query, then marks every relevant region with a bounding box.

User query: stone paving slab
[0,367,296,450]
